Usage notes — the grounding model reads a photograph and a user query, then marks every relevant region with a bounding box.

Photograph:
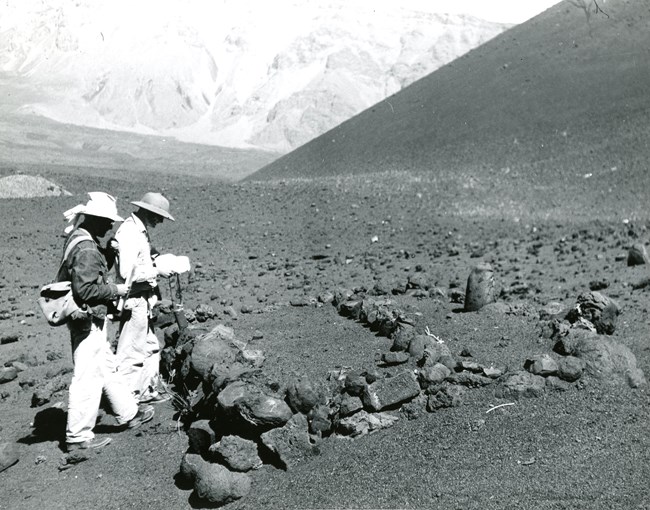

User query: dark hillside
[248,0,650,184]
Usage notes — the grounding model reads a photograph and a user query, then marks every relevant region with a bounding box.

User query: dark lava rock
[236,392,293,429]
[495,371,546,399]
[557,356,585,382]
[339,394,363,416]
[180,453,251,505]
[627,243,649,266]
[565,291,620,335]
[381,351,410,365]
[361,370,421,412]
[260,413,317,470]
[524,354,559,377]
[210,435,262,472]
[426,385,466,411]
[187,419,216,456]
[285,375,325,414]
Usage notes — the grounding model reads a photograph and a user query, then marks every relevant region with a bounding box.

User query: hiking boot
[127,405,155,429]
[138,391,171,405]
[66,437,112,452]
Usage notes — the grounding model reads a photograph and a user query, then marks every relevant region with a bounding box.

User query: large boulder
[190,325,239,380]
[260,413,317,470]
[572,336,647,387]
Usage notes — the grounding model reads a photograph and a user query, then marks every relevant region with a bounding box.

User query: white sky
[393,0,562,23]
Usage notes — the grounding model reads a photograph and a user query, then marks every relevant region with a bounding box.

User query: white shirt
[114,213,157,286]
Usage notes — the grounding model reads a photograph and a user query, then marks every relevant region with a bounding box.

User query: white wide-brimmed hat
[81,192,123,222]
[131,192,175,221]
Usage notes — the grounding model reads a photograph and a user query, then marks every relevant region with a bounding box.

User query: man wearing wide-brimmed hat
[113,192,177,404]
[58,192,155,453]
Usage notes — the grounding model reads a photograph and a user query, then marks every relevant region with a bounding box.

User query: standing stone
[210,435,262,472]
[0,442,19,472]
[627,243,649,266]
[361,370,421,412]
[260,414,317,470]
[464,263,496,312]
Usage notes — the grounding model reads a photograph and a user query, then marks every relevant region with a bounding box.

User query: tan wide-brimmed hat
[131,192,175,221]
[82,191,123,222]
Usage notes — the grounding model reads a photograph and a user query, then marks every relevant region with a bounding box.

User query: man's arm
[69,243,119,306]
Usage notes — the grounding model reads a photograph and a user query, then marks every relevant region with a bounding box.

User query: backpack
[37,233,93,326]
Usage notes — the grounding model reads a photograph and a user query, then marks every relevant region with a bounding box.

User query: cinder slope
[248,0,650,181]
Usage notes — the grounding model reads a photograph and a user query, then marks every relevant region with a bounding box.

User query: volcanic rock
[496,371,546,399]
[260,413,317,470]
[210,435,262,472]
[361,370,421,412]
[524,354,559,377]
[381,351,410,365]
[565,291,620,335]
[426,385,466,411]
[337,410,399,438]
[190,326,239,380]
[557,356,585,382]
[236,392,293,429]
[627,243,649,266]
[391,324,416,352]
[418,363,451,389]
[339,394,363,416]
[187,420,216,455]
[447,372,494,387]
[0,367,18,384]
[180,453,251,505]
[217,381,248,414]
[286,375,325,414]
[0,442,19,473]
[572,336,646,387]
[307,404,333,436]
[464,263,496,312]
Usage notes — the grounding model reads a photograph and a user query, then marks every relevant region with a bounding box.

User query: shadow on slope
[247,0,649,205]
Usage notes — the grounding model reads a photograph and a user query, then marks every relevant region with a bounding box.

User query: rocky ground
[0,169,649,509]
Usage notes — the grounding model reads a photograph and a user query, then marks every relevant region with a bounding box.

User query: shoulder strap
[60,231,94,269]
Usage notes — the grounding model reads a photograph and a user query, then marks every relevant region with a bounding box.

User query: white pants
[67,319,138,444]
[116,296,161,398]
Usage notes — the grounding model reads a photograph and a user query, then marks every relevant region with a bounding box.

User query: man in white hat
[58,192,155,453]
[113,192,177,404]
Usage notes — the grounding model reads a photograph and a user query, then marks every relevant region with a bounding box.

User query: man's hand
[155,265,175,278]
[115,283,129,297]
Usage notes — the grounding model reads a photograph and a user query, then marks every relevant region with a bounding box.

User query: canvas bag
[37,233,92,326]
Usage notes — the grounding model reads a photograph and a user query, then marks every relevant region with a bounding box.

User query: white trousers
[67,319,138,443]
[116,297,161,398]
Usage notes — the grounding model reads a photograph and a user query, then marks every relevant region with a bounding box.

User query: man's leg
[115,297,150,396]
[101,332,139,425]
[66,321,105,444]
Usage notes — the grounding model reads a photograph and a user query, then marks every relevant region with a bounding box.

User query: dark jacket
[57,228,119,320]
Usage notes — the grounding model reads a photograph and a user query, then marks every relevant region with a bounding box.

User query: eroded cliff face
[0,0,509,152]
